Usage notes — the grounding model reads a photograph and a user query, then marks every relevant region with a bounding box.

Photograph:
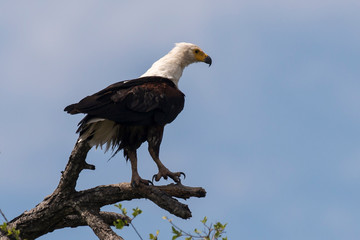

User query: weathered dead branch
[0,140,206,240]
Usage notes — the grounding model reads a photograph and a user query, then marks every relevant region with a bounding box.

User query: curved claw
[180,172,186,180]
[131,177,153,188]
[152,170,186,184]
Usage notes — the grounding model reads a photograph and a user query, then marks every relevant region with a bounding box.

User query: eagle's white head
[141,42,212,86]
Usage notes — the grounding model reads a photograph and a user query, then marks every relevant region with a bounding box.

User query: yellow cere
[193,48,208,62]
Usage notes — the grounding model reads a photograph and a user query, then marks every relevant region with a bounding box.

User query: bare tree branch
[0,232,11,240]
[157,184,206,199]
[55,140,93,194]
[51,212,130,231]
[76,207,124,240]
[3,140,206,239]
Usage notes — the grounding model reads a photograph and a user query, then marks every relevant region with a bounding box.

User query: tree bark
[0,140,206,240]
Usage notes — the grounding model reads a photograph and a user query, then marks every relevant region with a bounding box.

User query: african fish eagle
[64,42,212,186]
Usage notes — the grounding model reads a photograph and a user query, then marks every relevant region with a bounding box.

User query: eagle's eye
[194,49,200,54]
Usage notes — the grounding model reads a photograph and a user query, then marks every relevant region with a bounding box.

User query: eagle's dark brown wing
[64,76,185,125]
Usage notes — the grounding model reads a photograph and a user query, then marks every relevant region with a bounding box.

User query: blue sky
[1,1,360,239]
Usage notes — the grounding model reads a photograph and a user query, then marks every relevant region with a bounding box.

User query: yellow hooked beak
[194,49,212,66]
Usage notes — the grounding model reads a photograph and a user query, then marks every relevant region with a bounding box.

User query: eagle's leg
[148,126,185,183]
[126,149,152,187]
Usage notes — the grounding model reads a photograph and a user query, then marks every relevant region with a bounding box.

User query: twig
[130,222,144,240]
[0,209,8,223]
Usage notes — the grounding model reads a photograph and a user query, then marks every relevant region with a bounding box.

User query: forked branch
[1,140,206,240]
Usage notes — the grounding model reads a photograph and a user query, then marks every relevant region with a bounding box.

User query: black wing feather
[64,76,184,125]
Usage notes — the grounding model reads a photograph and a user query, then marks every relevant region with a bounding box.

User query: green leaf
[150,230,159,240]
[132,207,142,218]
[201,216,208,224]
[149,232,159,240]
[171,226,182,240]
[121,208,127,215]
[0,222,7,231]
[14,229,20,240]
[114,219,126,230]
[171,226,179,235]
